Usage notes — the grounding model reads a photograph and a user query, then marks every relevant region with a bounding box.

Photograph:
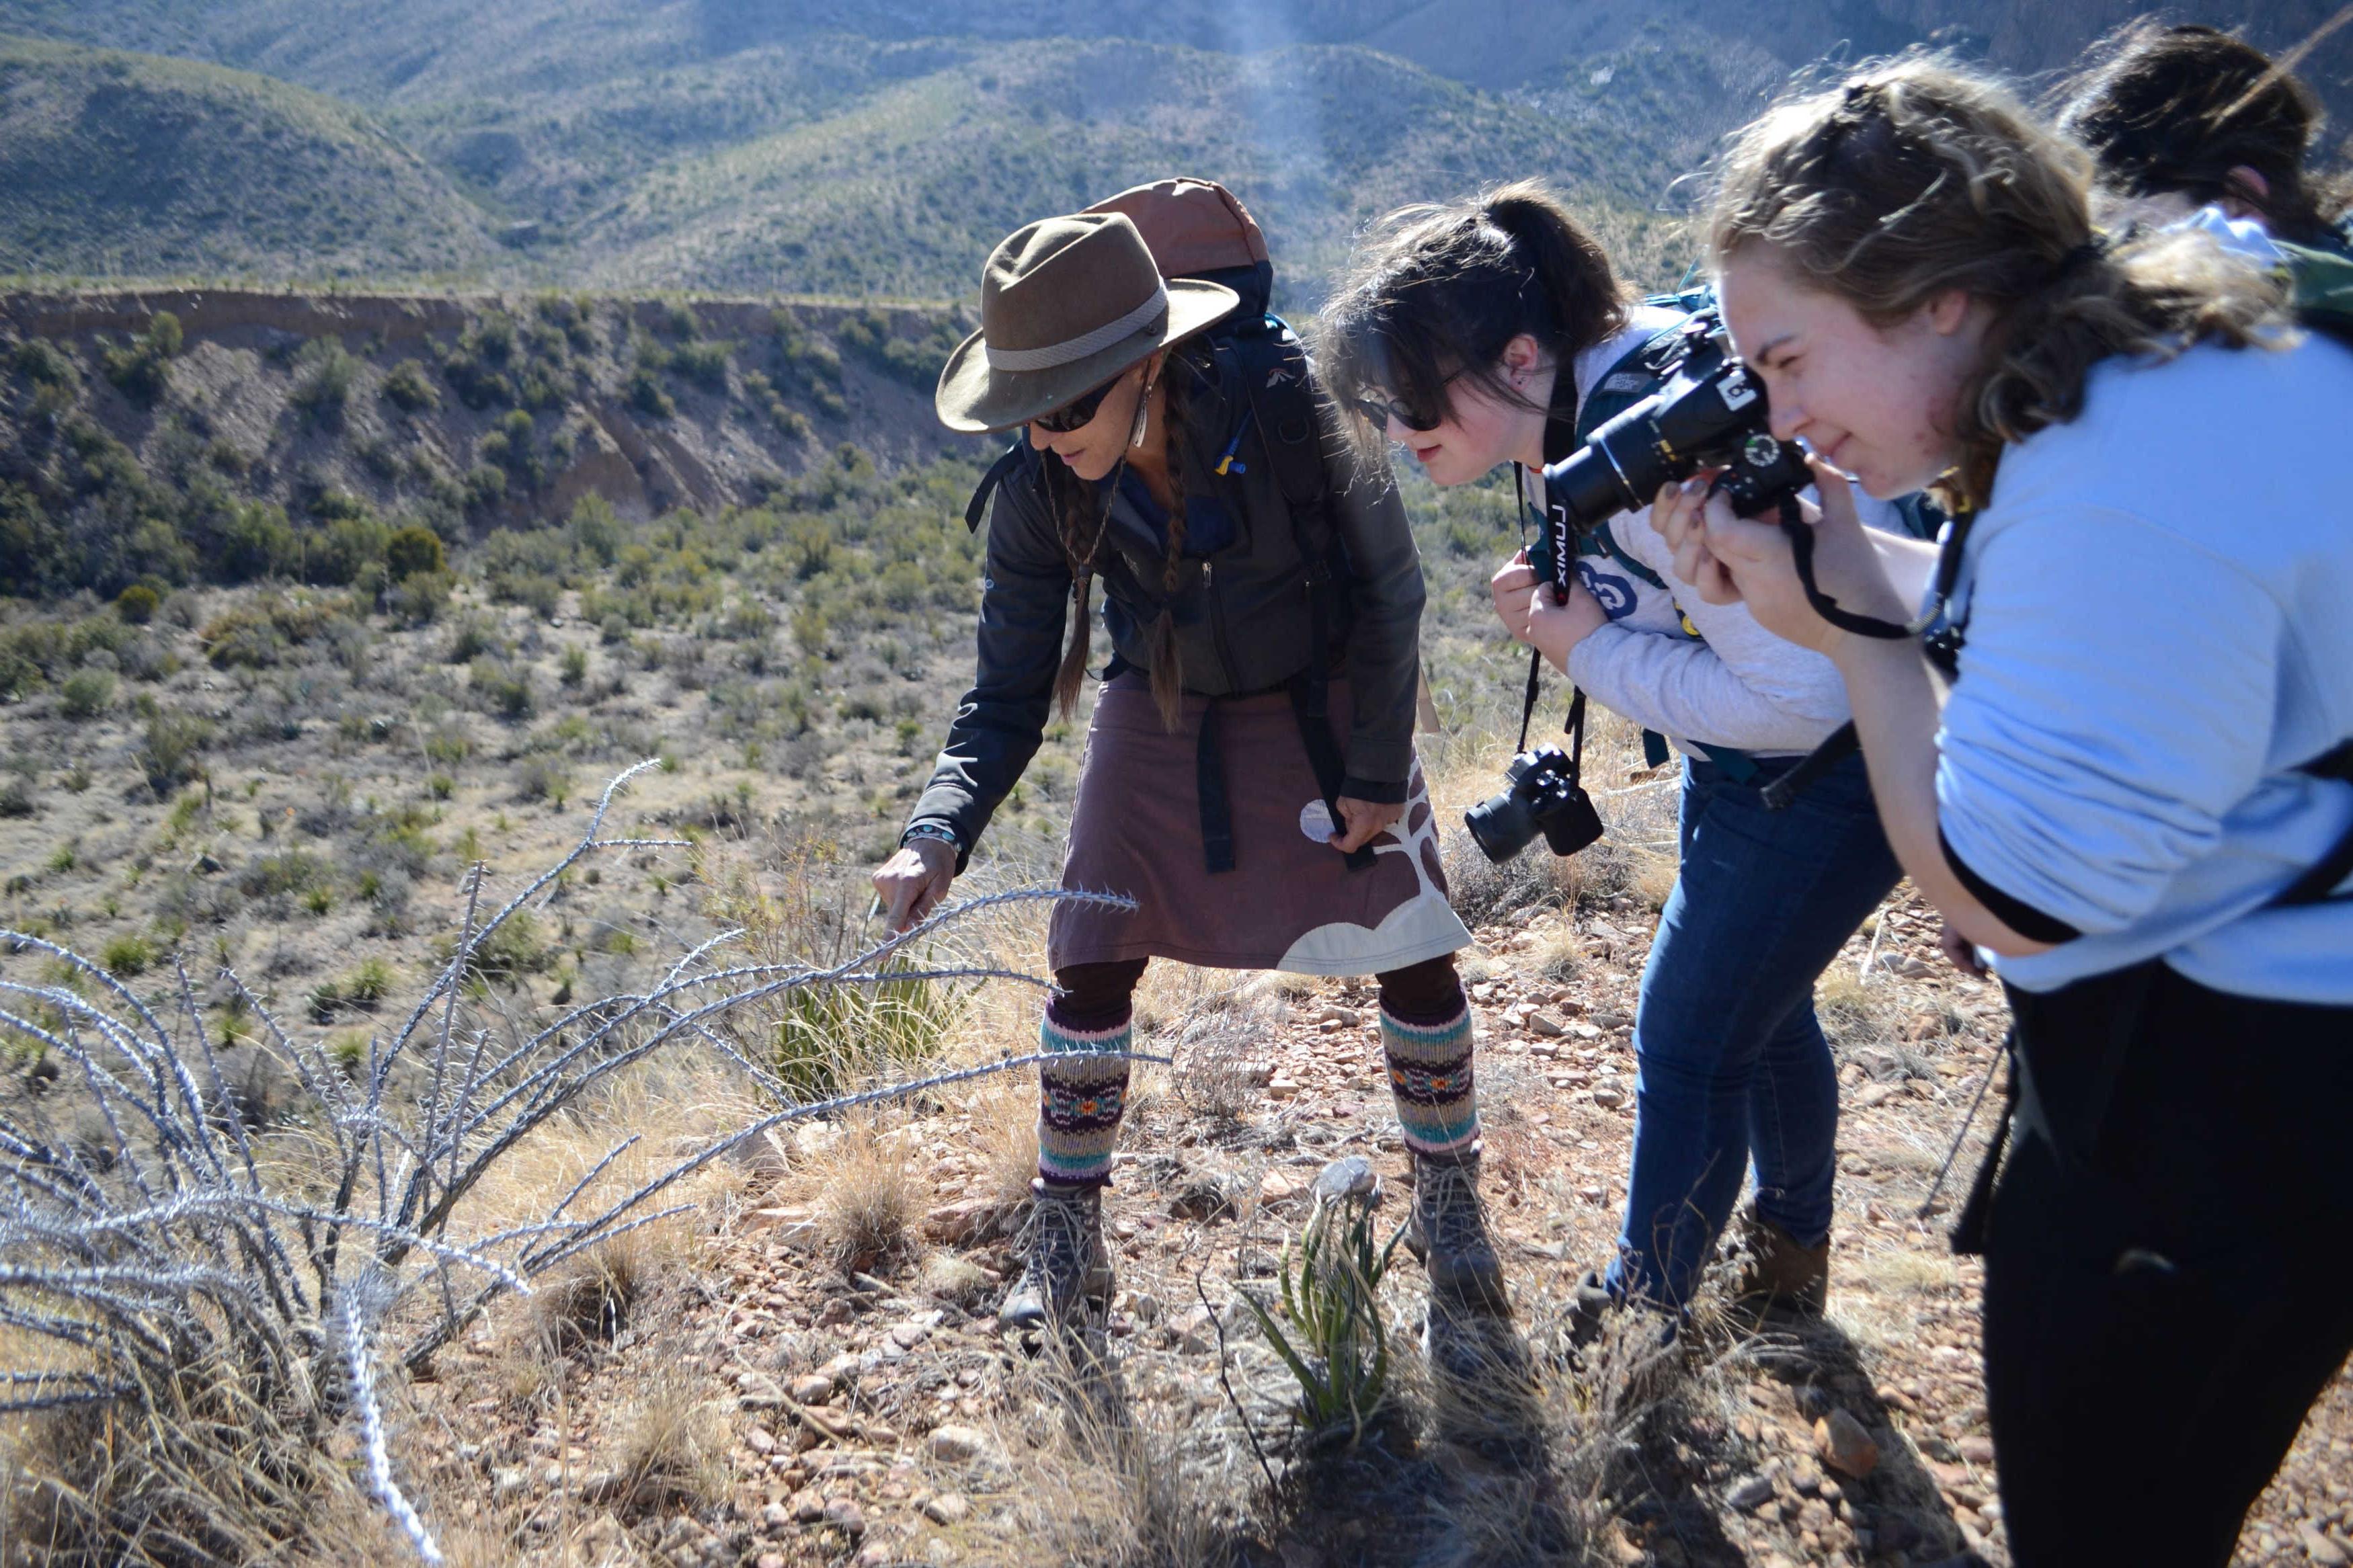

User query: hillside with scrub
[0,35,498,284]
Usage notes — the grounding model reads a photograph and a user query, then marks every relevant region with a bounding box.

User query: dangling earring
[1131,368,1157,448]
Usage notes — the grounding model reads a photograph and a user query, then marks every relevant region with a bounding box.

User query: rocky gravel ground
[394,886,2353,1567]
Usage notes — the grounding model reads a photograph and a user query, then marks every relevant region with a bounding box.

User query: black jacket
[906,354,1427,868]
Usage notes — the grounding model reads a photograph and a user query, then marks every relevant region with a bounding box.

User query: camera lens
[1464,784,1541,864]
[1463,749,1560,864]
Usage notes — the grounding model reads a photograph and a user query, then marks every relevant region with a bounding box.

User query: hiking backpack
[959,177,1370,871]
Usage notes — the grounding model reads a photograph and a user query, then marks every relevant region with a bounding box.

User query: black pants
[1984,962,2353,1567]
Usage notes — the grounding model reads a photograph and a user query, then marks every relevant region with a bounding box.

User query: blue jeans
[1605,749,1901,1310]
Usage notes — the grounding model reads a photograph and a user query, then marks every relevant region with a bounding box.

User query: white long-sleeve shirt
[1554,311,1866,759]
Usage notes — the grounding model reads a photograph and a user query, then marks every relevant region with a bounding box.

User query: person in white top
[1653,56,2353,1568]
[1318,181,1906,1332]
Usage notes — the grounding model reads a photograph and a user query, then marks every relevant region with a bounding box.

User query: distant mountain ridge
[0,2,2341,298]
[0,34,495,283]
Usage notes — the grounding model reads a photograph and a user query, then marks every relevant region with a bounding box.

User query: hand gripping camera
[1531,311,1814,596]
[1468,311,1814,865]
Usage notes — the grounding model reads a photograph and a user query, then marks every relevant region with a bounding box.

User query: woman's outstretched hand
[1490,550,1609,671]
[1649,458,1909,653]
[871,836,957,935]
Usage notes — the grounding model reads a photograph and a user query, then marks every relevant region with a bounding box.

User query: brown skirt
[1048,673,1472,975]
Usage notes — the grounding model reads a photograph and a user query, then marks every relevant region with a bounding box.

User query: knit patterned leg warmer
[1382,996,1479,1164]
[1036,1009,1132,1189]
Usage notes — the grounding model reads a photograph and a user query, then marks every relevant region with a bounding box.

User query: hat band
[983,284,1169,372]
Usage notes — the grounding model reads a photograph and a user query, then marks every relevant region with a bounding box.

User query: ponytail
[1317,179,1630,463]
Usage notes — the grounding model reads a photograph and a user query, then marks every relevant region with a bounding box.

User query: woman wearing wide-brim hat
[872,200,1492,1336]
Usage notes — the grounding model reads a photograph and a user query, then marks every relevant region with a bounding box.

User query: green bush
[100,312,182,406]
[627,365,674,419]
[219,501,298,583]
[290,341,359,425]
[381,358,438,413]
[670,339,731,393]
[385,525,446,582]
[14,339,77,389]
[114,583,160,623]
[239,849,331,899]
[136,711,210,794]
[200,591,361,670]
[58,669,114,720]
[442,910,552,988]
[469,658,536,721]
[101,934,155,978]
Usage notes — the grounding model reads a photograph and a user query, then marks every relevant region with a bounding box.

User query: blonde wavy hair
[1708,54,2290,508]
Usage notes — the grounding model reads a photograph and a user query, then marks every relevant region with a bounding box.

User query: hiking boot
[1730,1202,1829,1321]
[1566,1269,1619,1350]
[998,1180,1114,1333]
[1402,1155,1509,1318]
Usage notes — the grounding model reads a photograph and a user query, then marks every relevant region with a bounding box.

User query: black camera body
[1533,312,1814,593]
[1464,745,1606,864]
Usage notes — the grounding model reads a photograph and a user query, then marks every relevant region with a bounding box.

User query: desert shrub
[305,513,390,587]
[99,933,154,977]
[834,307,963,391]
[58,667,114,719]
[136,710,211,793]
[114,582,159,623]
[290,340,360,426]
[99,311,182,405]
[14,337,78,389]
[218,500,299,583]
[381,357,438,413]
[669,339,731,393]
[239,849,332,901]
[469,657,536,721]
[627,364,675,419]
[384,569,452,625]
[385,524,446,582]
[200,591,362,669]
[516,754,570,805]
[0,777,35,817]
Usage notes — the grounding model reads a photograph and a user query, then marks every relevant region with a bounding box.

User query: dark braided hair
[1143,356,1193,731]
[1041,345,1202,730]
[2057,22,2351,249]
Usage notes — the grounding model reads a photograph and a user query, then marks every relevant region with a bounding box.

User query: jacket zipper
[1203,559,1242,692]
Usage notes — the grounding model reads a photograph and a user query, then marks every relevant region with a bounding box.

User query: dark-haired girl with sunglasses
[1322,181,1909,1332]
[873,195,1498,1339]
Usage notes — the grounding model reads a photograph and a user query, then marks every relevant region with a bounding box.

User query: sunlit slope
[0,35,494,282]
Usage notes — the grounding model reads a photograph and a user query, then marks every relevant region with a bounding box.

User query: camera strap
[1511,459,1595,780]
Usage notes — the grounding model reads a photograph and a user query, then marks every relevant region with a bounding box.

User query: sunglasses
[1347,369,1464,435]
[1350,393,1441,433]
[1032,370,1129,434]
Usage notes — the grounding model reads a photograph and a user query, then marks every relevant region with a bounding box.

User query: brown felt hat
[935,210,1238,435]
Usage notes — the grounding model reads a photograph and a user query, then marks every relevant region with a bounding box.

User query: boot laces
[1417,1161,1492,1257]
[1021,1186,1099,1291]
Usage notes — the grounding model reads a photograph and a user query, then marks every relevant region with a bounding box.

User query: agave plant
[1238,1161,1404,1452]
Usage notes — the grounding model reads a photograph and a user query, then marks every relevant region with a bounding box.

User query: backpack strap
[964,438,1030,533]
[1228,320,1373,872]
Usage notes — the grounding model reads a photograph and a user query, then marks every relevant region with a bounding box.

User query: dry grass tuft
[604,1385,727,1518]
[958,1355,1248,1567]
[532,1239,647,1358]
[801,1112,920,1276]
